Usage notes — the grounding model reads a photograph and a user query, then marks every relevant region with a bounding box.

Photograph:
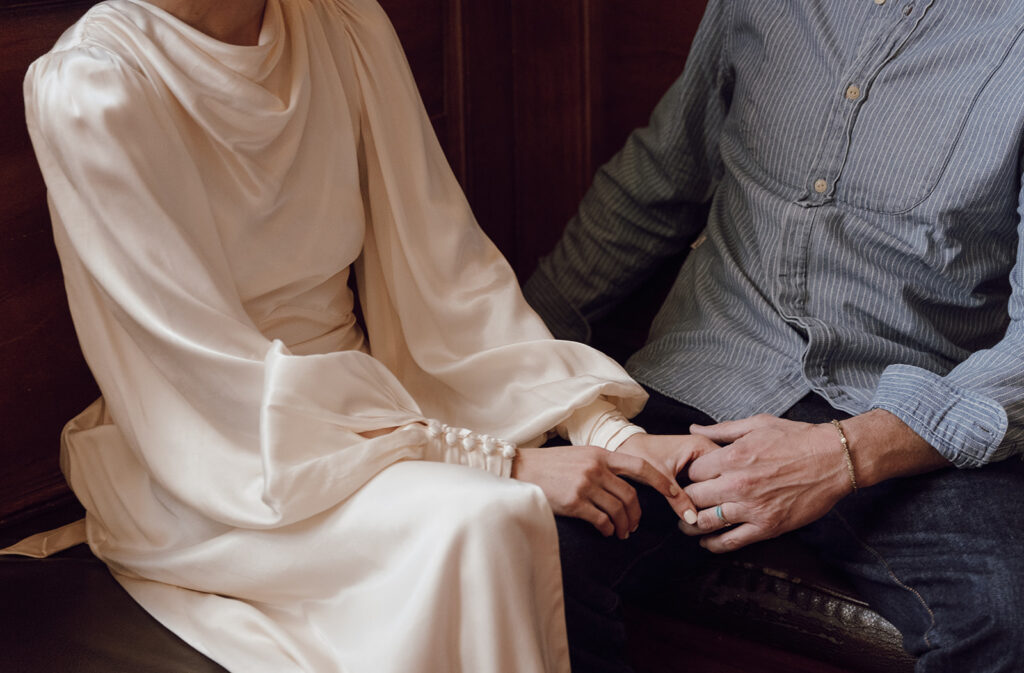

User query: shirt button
[845,84,861,100]
[874,0,885,4]
[813,179,828,193]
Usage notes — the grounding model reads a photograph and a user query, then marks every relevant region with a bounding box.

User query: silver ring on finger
[714,504,731,526]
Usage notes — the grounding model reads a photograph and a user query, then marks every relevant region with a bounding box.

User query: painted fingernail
[670,484,680,497]
[683,509,698,525]
[631,523,639,534]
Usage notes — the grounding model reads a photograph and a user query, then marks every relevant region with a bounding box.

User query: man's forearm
[838,409,952,489]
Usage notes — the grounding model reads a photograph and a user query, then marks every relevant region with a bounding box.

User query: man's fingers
[682,478,728,510]
[676,499,742,536]
[690,415,776,443]
[696,502,740,533]
[699,523,764,554]
[590,487,633,539]
[601,476,641,535]
[687,447,727,483]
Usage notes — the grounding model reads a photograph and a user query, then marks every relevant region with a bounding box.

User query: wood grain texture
[456,0,515,258]
[586,0,706,172]
[0,1,100,523]
[507,0,707,279]
[510,0,590,279]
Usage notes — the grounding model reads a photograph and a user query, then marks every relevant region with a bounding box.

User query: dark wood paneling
[510,0,590,278]
[587,0,706,172]
[457,0,514,256]
[0,2,100,523]
[380,0,466,180]
[505,1,706,279]
[578,1,707,358]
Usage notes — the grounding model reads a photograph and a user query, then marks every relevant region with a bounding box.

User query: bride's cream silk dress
[17,0,650,670]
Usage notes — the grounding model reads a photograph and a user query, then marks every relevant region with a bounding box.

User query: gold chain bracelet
[830,419,859,493]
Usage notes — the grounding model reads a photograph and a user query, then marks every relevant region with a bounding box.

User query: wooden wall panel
[0,1,102,523]
[457,0,515,257]
[586,1,706,172]
[505,0,706,278]
[509,1,590,277]
[380,0,466,181]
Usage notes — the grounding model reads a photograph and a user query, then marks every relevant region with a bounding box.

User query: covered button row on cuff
[426,420,517,458]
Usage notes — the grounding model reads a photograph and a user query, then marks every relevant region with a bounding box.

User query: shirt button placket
[810,81,863,199]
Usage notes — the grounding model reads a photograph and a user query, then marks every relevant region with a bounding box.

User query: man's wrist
[836,409,951,488]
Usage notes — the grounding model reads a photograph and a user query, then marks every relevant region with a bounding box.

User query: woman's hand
[512,446,697,539]
[617,432,720,504]
[614,432,720,528]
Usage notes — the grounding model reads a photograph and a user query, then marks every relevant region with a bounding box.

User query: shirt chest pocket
[837,21,1024,214]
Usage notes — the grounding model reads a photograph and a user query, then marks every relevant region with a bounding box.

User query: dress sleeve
[556,400,646,452]
[522,0,734,342]
[333,1,648,446]
[25,47,513,530]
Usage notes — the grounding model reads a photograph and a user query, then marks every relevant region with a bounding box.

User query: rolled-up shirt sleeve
[871,202,1024,468]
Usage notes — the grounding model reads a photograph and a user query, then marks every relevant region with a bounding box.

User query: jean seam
[833,509,939,649]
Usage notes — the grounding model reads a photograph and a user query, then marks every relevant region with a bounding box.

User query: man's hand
[512,445,698,539]
[683,410,951,553]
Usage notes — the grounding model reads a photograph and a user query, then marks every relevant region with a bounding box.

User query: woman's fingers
[575,502,616,537]
[606,452,699,524]
[599,475,641,536]
[590,486,634,539]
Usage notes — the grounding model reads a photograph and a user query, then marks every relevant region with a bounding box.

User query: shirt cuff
[558,399,647,451]
[869,364,1009,468]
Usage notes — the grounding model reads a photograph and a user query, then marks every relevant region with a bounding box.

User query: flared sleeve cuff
[870,364,1009,468]
[556,399,647,452]
[425,420,518,478]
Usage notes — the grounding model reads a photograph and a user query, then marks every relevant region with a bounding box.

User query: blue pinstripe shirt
[524,0,1024,468]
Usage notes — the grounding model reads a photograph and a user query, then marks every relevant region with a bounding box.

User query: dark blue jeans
[556,388,1024,673]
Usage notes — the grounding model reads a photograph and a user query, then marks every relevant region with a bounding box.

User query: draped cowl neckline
[89,0,305,149]
[125,0,285,79]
